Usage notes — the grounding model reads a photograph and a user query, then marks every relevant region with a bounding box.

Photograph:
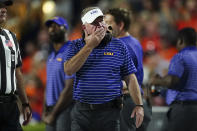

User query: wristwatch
[135,104,144,108]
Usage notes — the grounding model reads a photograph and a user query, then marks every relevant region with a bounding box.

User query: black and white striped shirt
[0,28,22,95]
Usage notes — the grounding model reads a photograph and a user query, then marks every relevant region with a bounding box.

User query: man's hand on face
[84,24,107,49]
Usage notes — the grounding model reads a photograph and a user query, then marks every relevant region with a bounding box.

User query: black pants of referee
[71,101,121,131]
[120,95,152,131]
[0,99,22,131]
[162,102,197,131]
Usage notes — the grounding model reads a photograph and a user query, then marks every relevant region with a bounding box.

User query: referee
[0,0,32,130]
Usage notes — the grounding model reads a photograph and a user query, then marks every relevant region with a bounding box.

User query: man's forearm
[64,44,93,76]
[152,75,180,89]
[16,68,29,104]
[125,74,143,105]
[51,79,74,117]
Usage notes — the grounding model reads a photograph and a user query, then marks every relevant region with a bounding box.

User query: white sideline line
[152,106,169,113]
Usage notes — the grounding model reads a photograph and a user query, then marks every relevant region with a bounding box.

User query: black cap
[1,0,13,6]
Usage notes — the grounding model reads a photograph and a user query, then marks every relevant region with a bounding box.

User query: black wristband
[135,105,144,108]
[22,103,30,107]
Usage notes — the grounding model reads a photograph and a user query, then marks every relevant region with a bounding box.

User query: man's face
[48,22,66,43]
[0,4,7,24]
[104,14,120,37]
[83,16,106,35]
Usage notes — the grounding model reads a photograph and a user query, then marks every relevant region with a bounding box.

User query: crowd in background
[4,0,197,122]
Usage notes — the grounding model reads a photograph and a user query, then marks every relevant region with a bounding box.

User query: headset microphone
[108,26,112,30]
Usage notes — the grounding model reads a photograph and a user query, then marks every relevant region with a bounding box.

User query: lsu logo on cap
[81,8,103,24]
[90,10,98,15]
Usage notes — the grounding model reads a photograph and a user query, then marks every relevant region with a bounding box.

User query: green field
[23,123,45,131]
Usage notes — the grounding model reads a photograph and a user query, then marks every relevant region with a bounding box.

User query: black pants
[45,103,74,131]
[71,101,121,131]
[163,103,197,131]
[0,101,22,131]
[120,95,152,131]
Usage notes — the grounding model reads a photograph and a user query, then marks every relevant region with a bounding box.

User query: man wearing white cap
[64,7,144,131]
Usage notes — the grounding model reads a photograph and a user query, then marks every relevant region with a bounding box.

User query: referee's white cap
[81,8,104,24]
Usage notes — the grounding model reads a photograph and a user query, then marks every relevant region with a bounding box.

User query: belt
[0,94,16,103]
[172,100,197,105]
[76,98,122,110]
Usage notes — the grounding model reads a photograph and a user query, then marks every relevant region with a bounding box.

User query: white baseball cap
[81,8,104,24]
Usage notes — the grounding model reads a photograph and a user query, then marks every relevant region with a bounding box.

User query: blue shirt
[165,89,179,105]
[119,36,144,94]
[168,46,197,101]
[66,38,137,104]
[46,41,75,106]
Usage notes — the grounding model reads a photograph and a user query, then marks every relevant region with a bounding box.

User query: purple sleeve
[168,54,184,78]
[120,43,137,78]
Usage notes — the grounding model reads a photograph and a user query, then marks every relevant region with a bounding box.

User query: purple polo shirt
[46,41,75,106]
[168,46,197,102]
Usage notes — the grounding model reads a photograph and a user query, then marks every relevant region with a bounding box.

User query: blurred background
[5,0,197,130]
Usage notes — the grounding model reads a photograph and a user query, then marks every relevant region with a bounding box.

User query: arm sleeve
[65,40,80,62]
[168,54,184,78]
[120,43,137,78]
[9,31,22,67]
[63,41,78,79]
